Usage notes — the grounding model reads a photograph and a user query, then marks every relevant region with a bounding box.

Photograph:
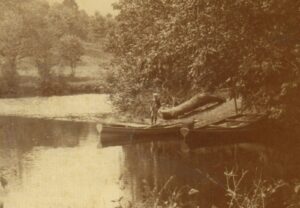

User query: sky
[47,0,118,15]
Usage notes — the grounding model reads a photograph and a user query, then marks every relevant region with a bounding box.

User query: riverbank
[0,94,113,122]
[0,94,297,208]
[0,42,115,97]
[0,93,240,126]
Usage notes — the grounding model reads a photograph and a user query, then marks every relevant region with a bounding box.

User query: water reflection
[0,116,299,207]
[121,141,300,207]
[0,117,123,208]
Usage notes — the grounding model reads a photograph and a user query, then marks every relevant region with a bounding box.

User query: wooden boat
[183,114,268,149]
[97,114,268,148]
[97,122,183,147]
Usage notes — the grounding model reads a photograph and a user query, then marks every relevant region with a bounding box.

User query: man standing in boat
[150,93,161,125]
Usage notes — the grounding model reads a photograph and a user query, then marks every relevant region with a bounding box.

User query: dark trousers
[151,109,158,125]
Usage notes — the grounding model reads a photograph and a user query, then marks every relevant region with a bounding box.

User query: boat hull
[184,114,268,148]
[99,125,181,147]
[97,114,268,148]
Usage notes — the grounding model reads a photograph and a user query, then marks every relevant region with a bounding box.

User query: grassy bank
[0,42,114,98]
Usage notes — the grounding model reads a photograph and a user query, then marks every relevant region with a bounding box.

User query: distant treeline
[106,0,300,125]
[0,0,115,96]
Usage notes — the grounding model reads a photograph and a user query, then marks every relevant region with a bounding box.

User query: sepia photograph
[0,0,299,207]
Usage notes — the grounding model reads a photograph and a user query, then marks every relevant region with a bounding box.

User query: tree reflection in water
[121,140,300,207]
[0,116,299,207]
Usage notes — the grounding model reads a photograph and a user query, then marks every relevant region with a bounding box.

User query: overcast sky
[48,0,118,15]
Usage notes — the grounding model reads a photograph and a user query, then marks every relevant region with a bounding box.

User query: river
[0,95,299,208]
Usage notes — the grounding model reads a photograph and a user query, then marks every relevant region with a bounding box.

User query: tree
[108,0,300,123]
[0,0,91,96]
[89,12,116,42]
[0,2,31,93]
[48,2,89,40]
[58,35,84,77]
[20,0,61,93]
[63,0,78,11]
[90,12,107,41]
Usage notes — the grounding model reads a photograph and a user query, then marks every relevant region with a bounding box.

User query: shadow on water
[119,135,300,207]
[0,116,300,207]
[0,116,94,150]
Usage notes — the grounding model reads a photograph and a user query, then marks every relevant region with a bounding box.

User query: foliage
[224,169,285,208]
[108,0,300,123]
[0,0,111,96]
[115,176,200,208]
[223,169,300,208]
[58,35,84,77]
[0,3,29,93]
[127,170,299,208]
[39,74,70,96]
[90,12,116,42]
[24,1,59,87]
[62,0,78,10]
[48,1,90,40]
[107,60,156,115]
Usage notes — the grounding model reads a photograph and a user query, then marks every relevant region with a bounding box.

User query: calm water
[0,117,124,208]
[0,116,299,207]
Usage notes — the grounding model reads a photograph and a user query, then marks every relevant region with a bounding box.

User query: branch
[154,175,175,208]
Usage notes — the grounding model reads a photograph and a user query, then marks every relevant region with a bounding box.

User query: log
[160,93,225,120]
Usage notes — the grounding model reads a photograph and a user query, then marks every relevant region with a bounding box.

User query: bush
[40,75,69,96]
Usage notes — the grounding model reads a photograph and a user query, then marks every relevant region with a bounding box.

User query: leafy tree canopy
[63,0,78,10]
[58,34,84,77]
[108,0,300,123]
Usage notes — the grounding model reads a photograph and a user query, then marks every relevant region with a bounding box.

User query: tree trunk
[36,59,53,95]
[4,56,19,93]
[37,63,51,82]
[70,61,76,78]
